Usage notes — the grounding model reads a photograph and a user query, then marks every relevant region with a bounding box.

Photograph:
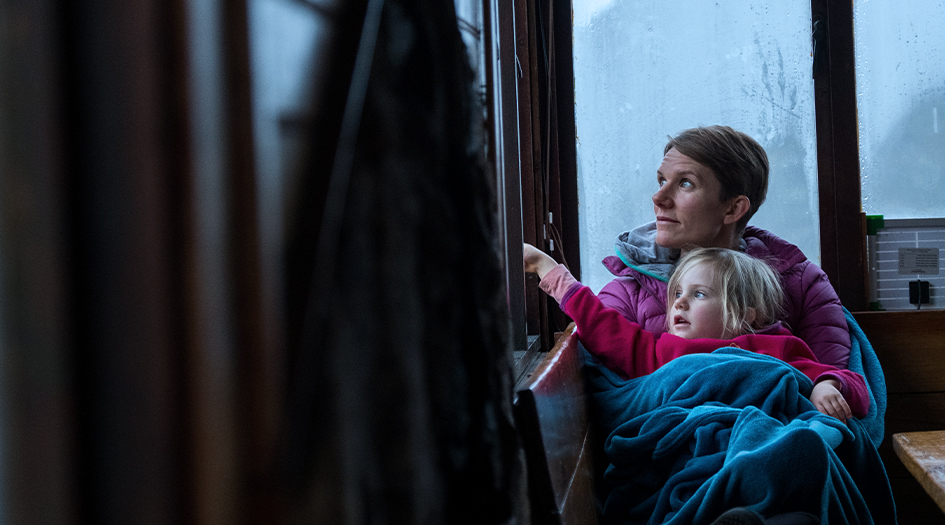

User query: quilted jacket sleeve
[784,261,852,369]
[598,277,642,325]
[599,277,671,336]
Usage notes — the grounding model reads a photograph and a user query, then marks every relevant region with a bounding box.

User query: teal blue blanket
[582,309,896,524]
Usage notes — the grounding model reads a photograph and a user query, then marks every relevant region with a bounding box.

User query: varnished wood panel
[560,428,599,525]
[515,324,598,524]
[853,310,945,393]
[854,310,945,523]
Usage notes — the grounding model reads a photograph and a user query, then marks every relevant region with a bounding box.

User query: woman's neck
[679,235,741,256]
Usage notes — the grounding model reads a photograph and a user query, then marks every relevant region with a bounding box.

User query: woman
[598,125,852,369]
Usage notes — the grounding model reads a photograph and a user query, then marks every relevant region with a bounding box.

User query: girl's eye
[674,290,682,298]
[694,291,705,298]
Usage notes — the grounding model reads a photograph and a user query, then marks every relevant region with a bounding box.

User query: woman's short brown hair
[664,125,769,235]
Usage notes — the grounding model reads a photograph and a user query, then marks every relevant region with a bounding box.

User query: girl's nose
[673,295,687,310]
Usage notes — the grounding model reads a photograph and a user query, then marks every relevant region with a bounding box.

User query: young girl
[524,244,868,422]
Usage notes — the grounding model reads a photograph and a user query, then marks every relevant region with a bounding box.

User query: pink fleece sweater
[540,264,869,419]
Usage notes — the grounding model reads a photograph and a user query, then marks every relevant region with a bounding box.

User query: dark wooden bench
[854,309,945,524]
[514,323,599,525]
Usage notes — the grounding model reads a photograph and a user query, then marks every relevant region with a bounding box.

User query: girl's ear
[744,307,757,328]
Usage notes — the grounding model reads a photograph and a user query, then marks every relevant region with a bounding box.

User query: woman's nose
[653,185,672,208]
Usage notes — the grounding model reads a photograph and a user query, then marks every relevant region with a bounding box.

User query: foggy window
[855,0,945,219]
[573,1,818,292]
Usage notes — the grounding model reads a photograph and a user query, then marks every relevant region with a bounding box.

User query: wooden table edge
[893,431,945,515]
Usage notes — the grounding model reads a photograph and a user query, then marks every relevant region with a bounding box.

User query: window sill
[513,335,543,391]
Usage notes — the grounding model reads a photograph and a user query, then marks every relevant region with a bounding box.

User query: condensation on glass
[573,1,819,293]
[854,1,945,220]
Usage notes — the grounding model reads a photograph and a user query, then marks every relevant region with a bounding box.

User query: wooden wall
[854,310,945,524]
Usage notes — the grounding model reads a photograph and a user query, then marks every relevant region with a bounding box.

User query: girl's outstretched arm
[524,242,660,379]
[523,243,558,278]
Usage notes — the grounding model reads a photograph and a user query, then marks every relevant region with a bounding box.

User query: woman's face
[652,148,737,250]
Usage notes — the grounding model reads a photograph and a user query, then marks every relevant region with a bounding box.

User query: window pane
[573,1,818,292]
[855,1,945,219]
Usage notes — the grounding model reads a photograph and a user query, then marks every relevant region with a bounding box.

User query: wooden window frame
[812,0,869,312]
[484,0,579,373]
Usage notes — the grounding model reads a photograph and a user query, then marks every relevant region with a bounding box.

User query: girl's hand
[523,243,558,279]
[811,379,852,422]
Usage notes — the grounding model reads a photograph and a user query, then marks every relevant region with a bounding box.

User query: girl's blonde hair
[666,247,785,336]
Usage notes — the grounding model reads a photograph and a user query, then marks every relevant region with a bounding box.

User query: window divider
[812,0,868,311]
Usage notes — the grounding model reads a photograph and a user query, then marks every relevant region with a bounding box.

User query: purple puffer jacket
[598,223,852,369]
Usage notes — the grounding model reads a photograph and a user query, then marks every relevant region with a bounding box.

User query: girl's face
[668,262,732,340]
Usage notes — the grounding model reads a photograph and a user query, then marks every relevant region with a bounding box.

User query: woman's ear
[722,195,751,225]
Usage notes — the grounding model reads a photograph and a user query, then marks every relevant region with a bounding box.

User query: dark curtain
[280,0,520,523]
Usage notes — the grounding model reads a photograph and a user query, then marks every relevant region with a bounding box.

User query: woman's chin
[655,233,683,250]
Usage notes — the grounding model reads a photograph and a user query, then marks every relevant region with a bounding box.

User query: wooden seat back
[854,310,945,524]
[514,324,598,525]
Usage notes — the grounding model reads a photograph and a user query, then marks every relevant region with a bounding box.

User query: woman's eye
[658,178,666,187]
[680,179,694,188]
